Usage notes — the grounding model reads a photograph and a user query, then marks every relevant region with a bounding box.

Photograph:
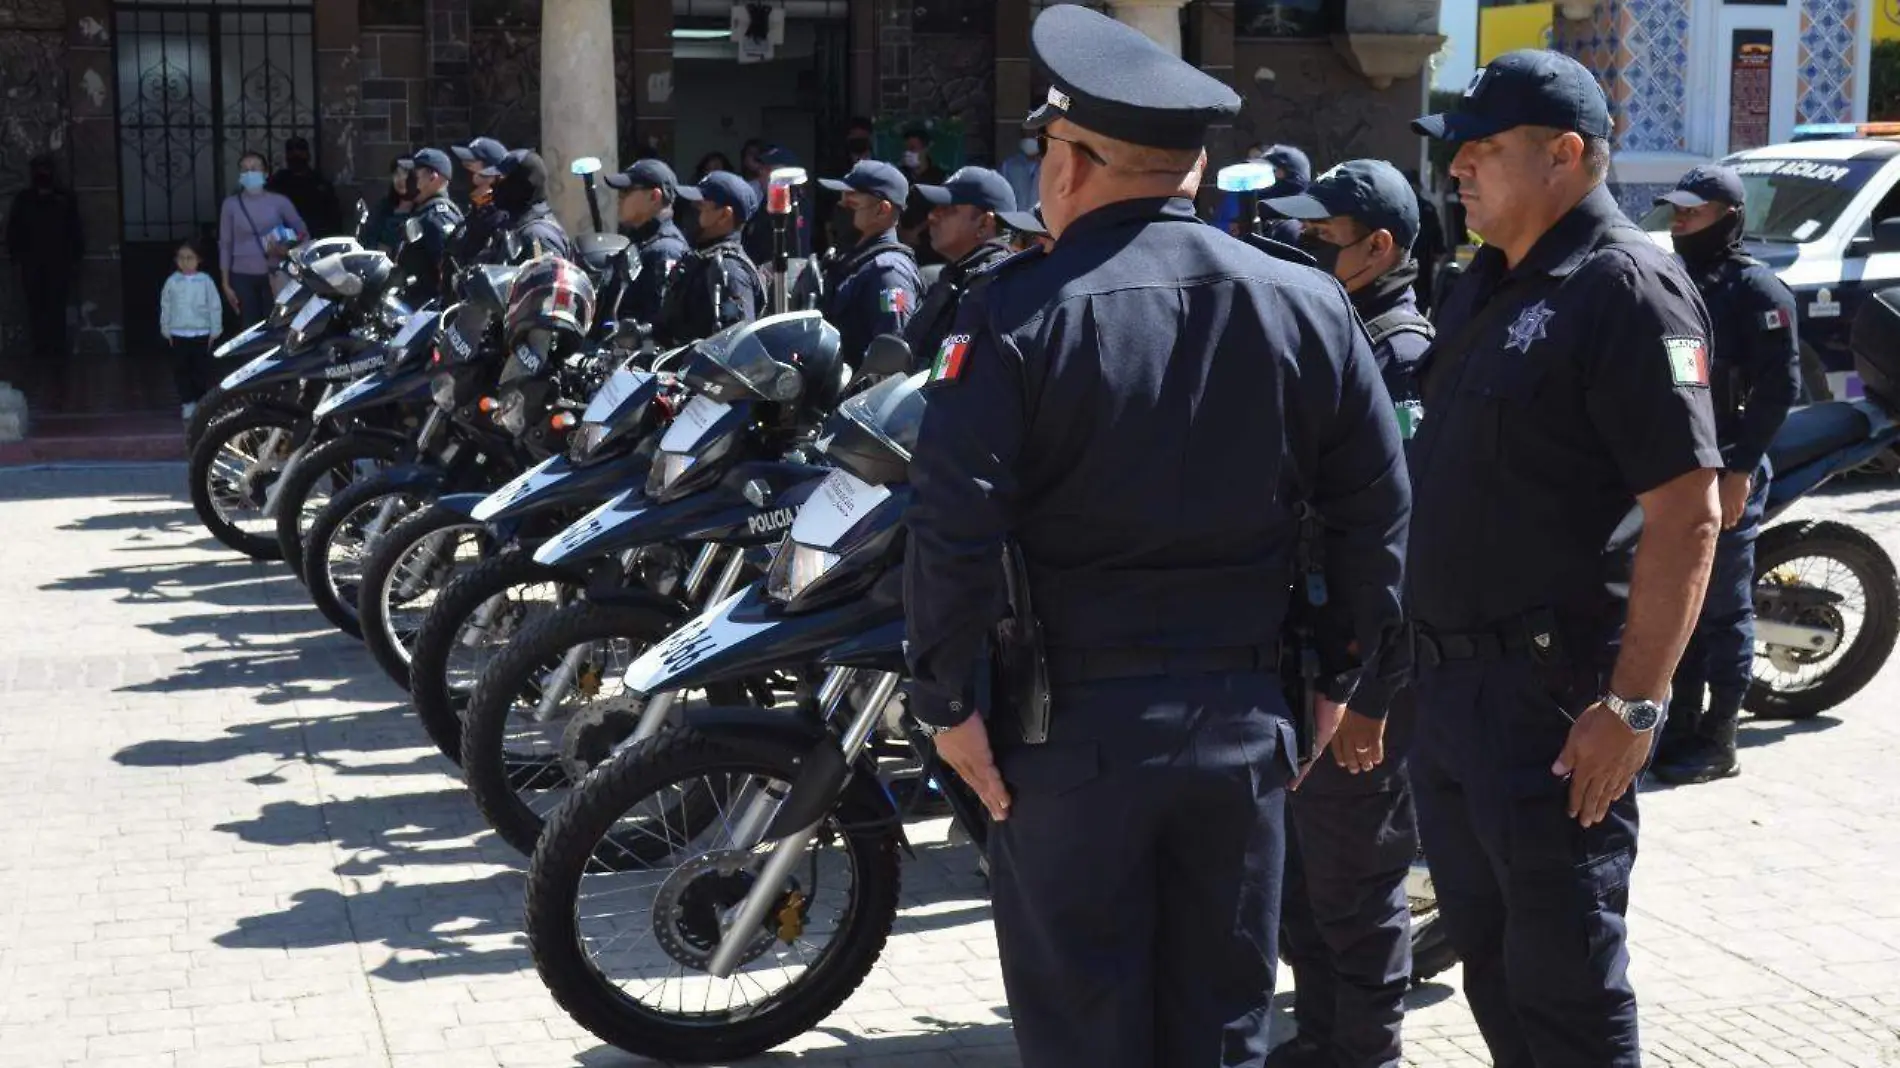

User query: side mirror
[570,156,604,177]
[861,335,913,379]
[1873,217,1900,254]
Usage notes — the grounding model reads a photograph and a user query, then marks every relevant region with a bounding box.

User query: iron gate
[113,0,318,361]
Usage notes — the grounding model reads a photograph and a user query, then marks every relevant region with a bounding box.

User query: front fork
[258,385,337,517]
[363,410,447,546]
[704,667,901,979]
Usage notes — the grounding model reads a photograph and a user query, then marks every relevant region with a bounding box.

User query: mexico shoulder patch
[1761,307,1791,331]
[931,334,972,384]
[881,288,911,314]
[1664,336,1710,387]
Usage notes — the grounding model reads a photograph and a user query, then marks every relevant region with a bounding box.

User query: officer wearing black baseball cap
[660,170,766,344]
[902,166,1018,368]
[904,6,1409,1066]
[1407,50,1721,1068]
[481,149,570,261]
[1262,157,1431,1068]
[1651,164,1798,788]
[810,160,922,370]
[444,138,507,271]
[396,147,465,302]
[605,159,689,328]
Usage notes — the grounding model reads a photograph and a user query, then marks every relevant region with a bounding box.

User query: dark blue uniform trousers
[987,671,1297,1068]
[1280,691,1419,1068]
[1411,656,1642,1068]
[1666,458,1769,739]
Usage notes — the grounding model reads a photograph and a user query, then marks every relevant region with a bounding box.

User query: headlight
[494,389,528,435]
[571,421,611,460]
[765,539,843,604]
[431,372,459,410]
[646,450,695,497]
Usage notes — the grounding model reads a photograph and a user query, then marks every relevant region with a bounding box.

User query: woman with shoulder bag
[219,150,307,327]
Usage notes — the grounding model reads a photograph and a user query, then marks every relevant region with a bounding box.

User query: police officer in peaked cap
[903,6,1410,1066]
[605,158,691,329]
[1261,157,1433,1068]
[1409,50,1722,1067]
[1651,165,1800,785]
[903,166,1018,372]
[812,160,924,371]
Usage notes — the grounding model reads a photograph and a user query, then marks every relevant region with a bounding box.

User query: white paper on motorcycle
[583,367,654,425]
[790,470,891,549]
[658,395,733,453]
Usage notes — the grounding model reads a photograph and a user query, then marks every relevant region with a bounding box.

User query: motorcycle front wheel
[527,727,900,1065]
[358,503,494,690]
[301,471,436,638]
[188,406,299,560]
[1747,519,1900,720]
[273,432,408,583]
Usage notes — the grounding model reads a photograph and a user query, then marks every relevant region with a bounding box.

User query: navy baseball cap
[915,167,1017,213]
[1023,4,1240,151]
[1266,160,1421,253]
[479,148,542,178]
[604,159,680,197]
[1413,49,1612,143]
[676,170,760,221]
[819,160,910,206]
[1264,145,1311,185]
[451,137,509,167]
[999,205,1048,237]
[1656,164,1747,209]
[411,148,454,176]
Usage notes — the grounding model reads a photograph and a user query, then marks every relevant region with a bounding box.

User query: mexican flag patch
[881,288,911,314]
[1664,337,1710,387]
[931,334,972,384]
[1762,307,1791,330]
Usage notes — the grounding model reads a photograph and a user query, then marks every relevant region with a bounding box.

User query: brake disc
[559,693,644,783]
[650,851,783,970]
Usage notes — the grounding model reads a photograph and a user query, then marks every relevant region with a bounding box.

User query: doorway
[112,0,318,392]
[1713,1,1800,155]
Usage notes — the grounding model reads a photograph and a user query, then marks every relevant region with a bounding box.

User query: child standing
[161,239,222,419]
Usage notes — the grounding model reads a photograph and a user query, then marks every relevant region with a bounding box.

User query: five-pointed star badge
[1506,301,1554,353]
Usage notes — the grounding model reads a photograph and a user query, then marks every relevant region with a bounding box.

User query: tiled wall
[1798,0,1859,124]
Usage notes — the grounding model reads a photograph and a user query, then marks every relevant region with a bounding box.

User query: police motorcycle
[187,244,417,560]
[520,369,989,1065]
[456,313,876,859]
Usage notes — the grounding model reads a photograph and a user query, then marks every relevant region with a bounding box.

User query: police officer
[1652,165,1800,785]
[1000,207,1053,255]
[660,170,767,344]
[604,159,690,329]
[903,166,1018,369]
[481,149,571,261]
[1260,158,1431,1068]
[1409,51,1722,1067]
[904,8,1410,1066]
[396,148,464,303]
[448,137,509,276]
[813,160,924,369]
[1256,144,1312,245]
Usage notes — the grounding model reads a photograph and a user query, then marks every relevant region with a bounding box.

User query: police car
[1640,125,1900,401]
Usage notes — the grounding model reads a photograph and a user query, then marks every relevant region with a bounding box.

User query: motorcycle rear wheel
[1747,519,1900,720]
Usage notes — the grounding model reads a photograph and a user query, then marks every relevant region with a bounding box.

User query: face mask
[402,172,422,200]
[1303,230,1372,282]
[1674,209,1742,267]
[239,171,266,192]
[1020,139,1040,159]
[902,151,922,170]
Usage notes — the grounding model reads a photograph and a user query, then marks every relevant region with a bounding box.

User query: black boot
[1656,709,1740,785]
[1264,1034,1329,1068]
[1654,689,1703,771]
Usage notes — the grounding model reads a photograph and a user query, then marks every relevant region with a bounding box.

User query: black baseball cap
[479,148,541,178]
[819,160,910,206]
[1265,159,1421,253]
[675,170,761,222]
[411,148,454,176]
[451,136,509,167]
[1413,49,1612,144]
[1655,164,1747,209]
[604,159,680,198]
[914,167,1017,213]
[1023,4,1240,152]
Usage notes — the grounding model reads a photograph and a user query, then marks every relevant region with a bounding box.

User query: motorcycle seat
[1766,402,1871,474]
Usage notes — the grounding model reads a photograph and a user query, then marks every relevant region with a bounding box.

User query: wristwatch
[1601,692,1663,732]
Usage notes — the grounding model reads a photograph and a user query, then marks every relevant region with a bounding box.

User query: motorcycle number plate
[292,296,330,331]
[220,347,282,391]
[624,588,775,694]
[657,395,732,454]
[790,469,891,550]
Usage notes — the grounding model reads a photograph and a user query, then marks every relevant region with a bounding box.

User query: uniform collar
[1057,196,1199,243]
[1493,184,1626,280]
[951,240,1011,271]
[850,228,904,256]
[633,213,678,243]
[420,189,455,209]
[696,229,744,253]
[1350,260,1421,320]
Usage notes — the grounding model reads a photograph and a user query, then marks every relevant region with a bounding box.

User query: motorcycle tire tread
[525,726,901,1064]
[1747,519,1900,720]
[273,433,409,584]
[301,471,428,640]
[358,503,492,693]
[188,406,300,562]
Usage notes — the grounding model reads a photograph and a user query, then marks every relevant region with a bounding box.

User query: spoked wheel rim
[500,635,651,821]
[207,424,291,538]
[444,580,571,706]
[300,456,389,543]
[1755,555,1868,699]
[572,765,862,1024]
[376,523,489,669]
[323,493,424,615]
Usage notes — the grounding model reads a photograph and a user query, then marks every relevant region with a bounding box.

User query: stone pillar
[994,0,1032,158]
[850,0,876,121]
[541,0,617,234]
[877,0,914,118]
[1187,0,1238,167]
[1111,0,1187,57]
[315,0,362,189]
[626,0,674,161]
[427,0,472,146]
[67,0,124,408]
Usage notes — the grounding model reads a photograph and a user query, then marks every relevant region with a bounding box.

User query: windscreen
[835,370,928,462]
[1639,158,1885,242]
[692,312,829,401]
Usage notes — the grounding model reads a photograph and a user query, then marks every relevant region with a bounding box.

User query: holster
[1279,629,1323,769]
[990,540,1051,745]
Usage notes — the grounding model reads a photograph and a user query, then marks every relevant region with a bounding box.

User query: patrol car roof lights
[1216,161,1278,193]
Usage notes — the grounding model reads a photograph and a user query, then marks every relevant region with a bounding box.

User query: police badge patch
[1505,301,1553,354]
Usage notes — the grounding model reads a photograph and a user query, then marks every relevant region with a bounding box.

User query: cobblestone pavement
[1,463,1898,1068]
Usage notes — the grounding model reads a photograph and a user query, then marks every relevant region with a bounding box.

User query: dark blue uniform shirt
[510,202,571,262]
[902,240,1013,371]
[820,228,923,368]
[661,231,766,344]
[626,214,689,328]
[1688,251,1801,470]
[399,190,464,303]
[903,196,1411,727]
[1408,185,1722,637]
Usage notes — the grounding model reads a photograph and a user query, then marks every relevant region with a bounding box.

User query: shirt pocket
[1461,348,1554,459]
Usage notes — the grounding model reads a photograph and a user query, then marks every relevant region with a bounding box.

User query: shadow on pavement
[570,1010,1019,1066]
[1738,714,1842,748]
[113,703,441,776]
[41,556,292,607]
[58,502,199,535]
[213,788,508,875]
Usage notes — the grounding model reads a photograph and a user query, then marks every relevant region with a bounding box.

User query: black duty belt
[1048,643,1279,686]
[1414,608,1566,668]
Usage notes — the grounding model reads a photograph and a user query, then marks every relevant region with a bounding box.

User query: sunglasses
[1043,133,1109,168]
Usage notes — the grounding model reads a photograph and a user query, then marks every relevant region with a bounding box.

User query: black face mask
[828,204,859,249]
[1302,229,1373,280]
[494,171,535,214]
[1674,209,1743,268]
[402,171,422,201]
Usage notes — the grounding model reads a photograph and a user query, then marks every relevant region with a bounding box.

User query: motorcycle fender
[433,491,491,519]
[371,462,449,496]
[584,584,693,619]
[623,586,902,699]
[679,708,898,841]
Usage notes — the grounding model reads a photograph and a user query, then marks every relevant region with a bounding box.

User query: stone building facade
[0,0,1442,416]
